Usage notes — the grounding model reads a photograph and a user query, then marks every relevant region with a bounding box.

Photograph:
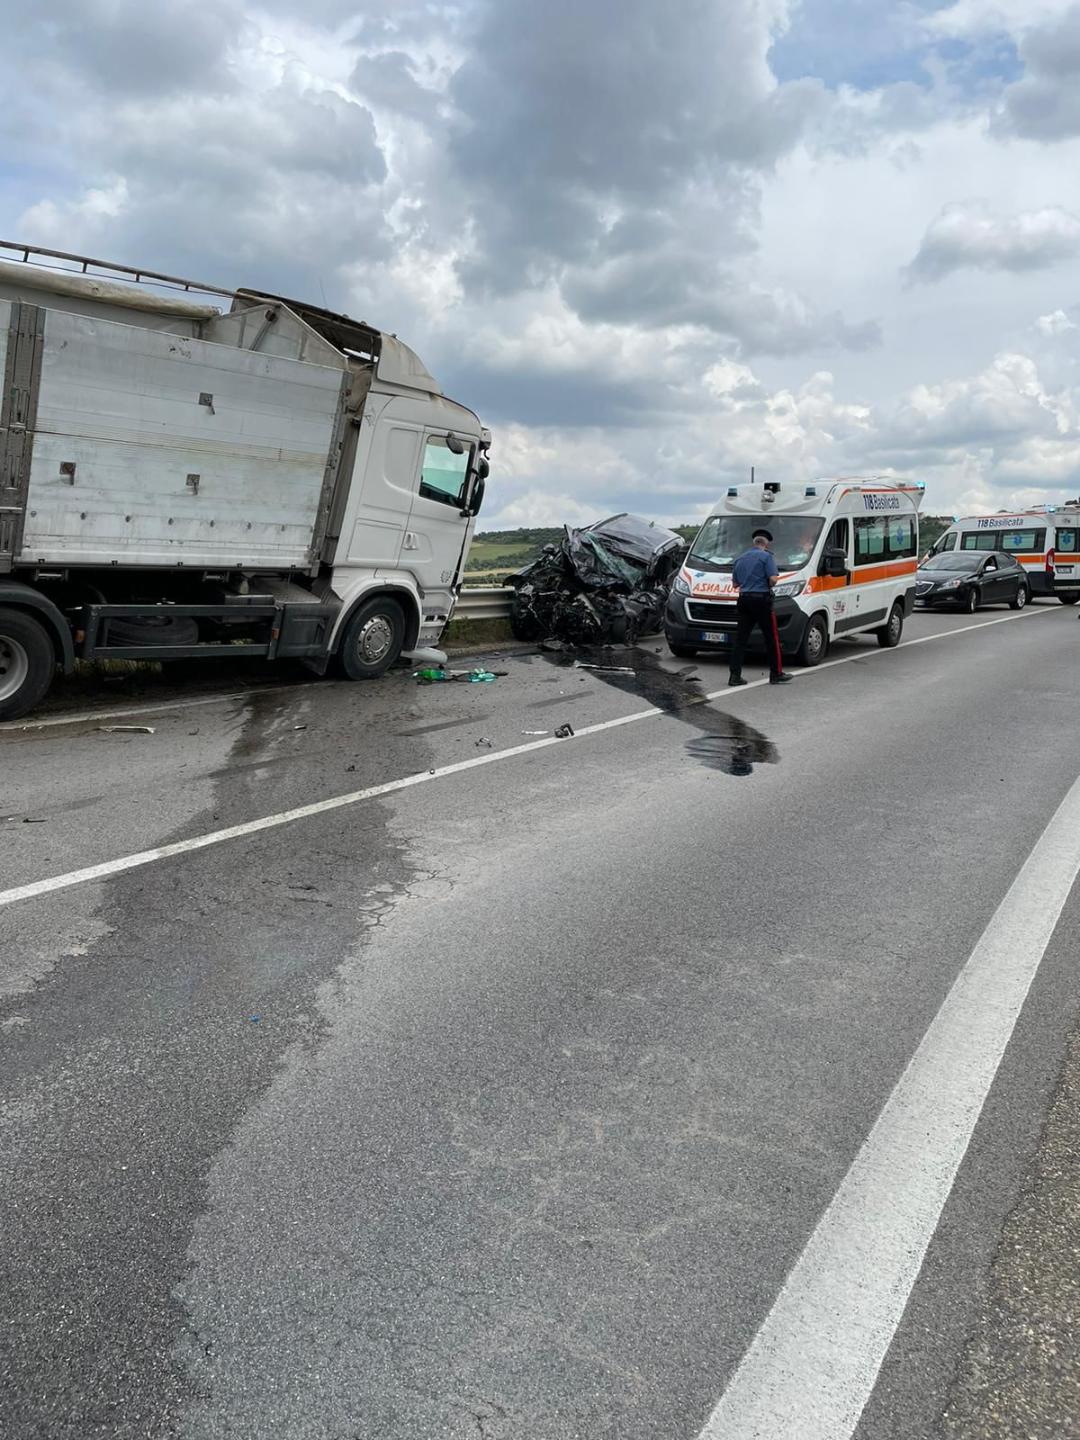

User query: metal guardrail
[454,585,515,621]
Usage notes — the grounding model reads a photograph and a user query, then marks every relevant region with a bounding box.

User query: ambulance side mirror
[821,546,848,578]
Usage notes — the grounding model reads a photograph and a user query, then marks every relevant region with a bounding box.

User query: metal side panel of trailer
[15,306,348,571]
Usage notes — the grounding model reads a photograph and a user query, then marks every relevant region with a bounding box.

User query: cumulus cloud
[994,4,1080,139]
[904,200,1080,282]
[4,0,1080,526]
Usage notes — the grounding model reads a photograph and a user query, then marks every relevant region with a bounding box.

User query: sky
[5,1,1080,528]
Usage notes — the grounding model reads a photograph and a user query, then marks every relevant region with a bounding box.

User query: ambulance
[664,478,924,666]
[926,504,1080,604]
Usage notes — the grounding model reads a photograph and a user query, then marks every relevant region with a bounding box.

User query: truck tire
[0,608,56,721]
[338,595,405,679]
[107,614,200,647]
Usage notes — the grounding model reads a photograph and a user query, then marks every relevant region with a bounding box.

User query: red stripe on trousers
[770,612,783,675]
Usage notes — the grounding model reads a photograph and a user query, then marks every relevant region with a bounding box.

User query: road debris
[574,661,635,674]
[414,666,507,685]
[554,723,575,739]
[522,729,549,736]
[505,513,686,646]
[474,737,493,748]
[96,724,156,734]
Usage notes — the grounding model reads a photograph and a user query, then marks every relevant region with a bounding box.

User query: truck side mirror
[467,475,486,517]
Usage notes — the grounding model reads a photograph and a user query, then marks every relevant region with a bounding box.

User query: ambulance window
[886,516,916,559]
[1058,529,1079,553]
[940,532,956,551]
[826,519,848,553]
[1001,528,1046,552]
[854,517,886,564]
[960,533,998,551]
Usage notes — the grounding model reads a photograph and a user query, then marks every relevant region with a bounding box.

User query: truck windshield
[688,516,824,572]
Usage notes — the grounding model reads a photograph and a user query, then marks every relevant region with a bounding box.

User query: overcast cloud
[5,0,1080,524]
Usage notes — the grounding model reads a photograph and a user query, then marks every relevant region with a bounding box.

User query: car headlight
[940,578,963,589]
[672,573,691,595]
[774,581,805,597]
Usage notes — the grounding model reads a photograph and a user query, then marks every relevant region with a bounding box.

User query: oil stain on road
[540,644,779,778]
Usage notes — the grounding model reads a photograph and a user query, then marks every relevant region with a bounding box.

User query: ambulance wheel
[965,588,980,613]
[876,603,904,648]
[796,614,828,667]
[668,641,697,658]
[1058,593,1079,605]
[337,596,405,679]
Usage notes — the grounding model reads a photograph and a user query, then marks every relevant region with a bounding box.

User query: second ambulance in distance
[926,504,1080,604]
[664,477,924,666]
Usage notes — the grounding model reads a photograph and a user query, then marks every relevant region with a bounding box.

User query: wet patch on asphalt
[540,644,779,777]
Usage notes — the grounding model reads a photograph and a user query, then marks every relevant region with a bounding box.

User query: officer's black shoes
[728,675,748,686]
[770,673,794,684]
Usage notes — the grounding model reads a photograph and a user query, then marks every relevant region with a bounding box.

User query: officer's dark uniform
[728,531,791,685]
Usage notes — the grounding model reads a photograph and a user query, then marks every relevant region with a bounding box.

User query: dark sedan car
[914,550,1030,612]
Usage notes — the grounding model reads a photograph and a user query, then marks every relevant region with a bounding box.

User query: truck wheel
[796,614,828,667]
[107,614,200,647]
[876,603,904,648]
[338,596,405,679]
[0,608,56,721]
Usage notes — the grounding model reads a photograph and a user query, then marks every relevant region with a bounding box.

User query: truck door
[405,433,475,596]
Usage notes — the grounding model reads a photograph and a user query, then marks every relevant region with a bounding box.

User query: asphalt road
[3,601,1080,1439]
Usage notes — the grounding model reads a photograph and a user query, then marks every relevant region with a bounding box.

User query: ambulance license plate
[701,631,729,644]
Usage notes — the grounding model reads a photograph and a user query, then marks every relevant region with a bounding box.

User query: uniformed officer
[728,529,792,686]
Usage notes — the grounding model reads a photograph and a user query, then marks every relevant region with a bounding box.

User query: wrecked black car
[505,514,687,646]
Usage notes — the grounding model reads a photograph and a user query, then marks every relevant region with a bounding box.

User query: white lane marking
[0,607,1053,909]
[697,764,1080,1440]
[0,685,304,733]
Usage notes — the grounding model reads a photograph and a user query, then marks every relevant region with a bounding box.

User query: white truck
[0,243,490,719]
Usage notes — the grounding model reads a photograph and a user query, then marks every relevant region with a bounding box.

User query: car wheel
[964,588,980,614]
[338,596,406,679]
[1058,593,1079,606]
[796,614,828,667]
[668,641,697,658]
[876,602,904,648]
[0,608,56,721]
[1010,584,1029,610]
